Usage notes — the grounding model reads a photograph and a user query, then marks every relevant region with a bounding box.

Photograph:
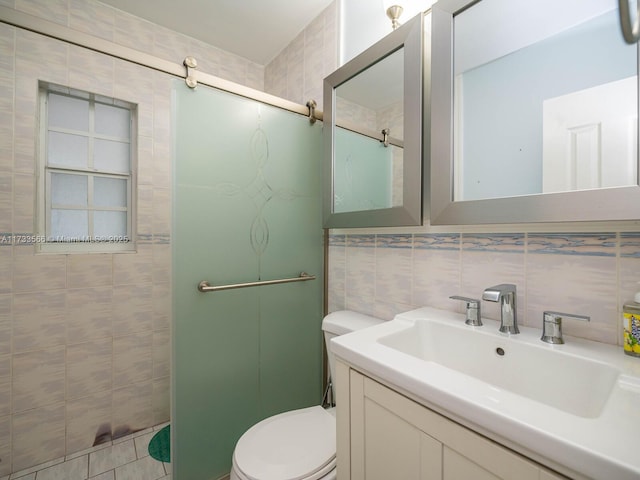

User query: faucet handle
[450,296,483,326]
[541,311,590,344]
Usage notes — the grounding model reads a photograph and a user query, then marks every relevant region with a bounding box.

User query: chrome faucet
[482,284,519,334]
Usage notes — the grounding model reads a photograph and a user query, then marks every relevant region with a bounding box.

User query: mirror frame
[430,0,640,225]
[323,13,425,228]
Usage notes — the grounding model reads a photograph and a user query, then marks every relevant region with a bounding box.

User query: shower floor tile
[4,422,171,480]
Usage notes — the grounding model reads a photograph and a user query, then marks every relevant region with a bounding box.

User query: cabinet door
[540,469,570,480]
[444,447,501,480]
[364,398,442,480]
[348,369,443,480]
[438,412,539,480]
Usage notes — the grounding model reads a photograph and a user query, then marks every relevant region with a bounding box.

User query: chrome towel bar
[198,272,315,292]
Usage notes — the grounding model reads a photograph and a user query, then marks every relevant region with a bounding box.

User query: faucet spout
[482,284,519,334]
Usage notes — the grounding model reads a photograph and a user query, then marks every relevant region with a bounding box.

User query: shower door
[172,81,324,479]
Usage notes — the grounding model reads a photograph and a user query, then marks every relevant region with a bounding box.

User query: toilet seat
[232,406,336,480]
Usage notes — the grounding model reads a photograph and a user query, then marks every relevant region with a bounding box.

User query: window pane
[51,173,88,206]
[42,88,135,250]
[94,210,127,237]
[94,177,127,207]
[94,139,130,173]
[48,131,89,168]
[48,93,89,132]
[95,103,131,138]
[50,209,88,240]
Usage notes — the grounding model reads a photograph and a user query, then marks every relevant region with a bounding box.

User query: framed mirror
[430,0,640,225]
[323,13,425,228]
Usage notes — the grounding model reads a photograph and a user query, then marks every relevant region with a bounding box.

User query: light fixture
[383,1,404,30]
[383,1,436,31]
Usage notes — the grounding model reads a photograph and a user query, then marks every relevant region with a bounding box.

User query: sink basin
[377,316,619,418]
[330,306,640,480]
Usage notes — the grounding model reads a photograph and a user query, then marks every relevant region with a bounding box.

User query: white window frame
[36,82,137,253]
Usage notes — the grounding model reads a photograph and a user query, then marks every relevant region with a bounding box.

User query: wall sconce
[383,1,435,31]
[384,2,404,30]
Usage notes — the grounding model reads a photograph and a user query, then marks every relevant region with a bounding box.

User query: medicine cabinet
[323,13,426,228]
[430,0,640,225]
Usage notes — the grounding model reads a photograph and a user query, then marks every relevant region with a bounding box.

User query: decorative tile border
[461,234,525,253]
[137,233,153,245]
[328,233,345,247]
[153,234,171,245]
[333,232,636,257]
[414,233,460,251]
[528,233,616,257]
[376,234,412,249]
[620,232,640,258]
[346,234,376,248]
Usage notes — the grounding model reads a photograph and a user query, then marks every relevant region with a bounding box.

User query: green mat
[149,425,170,463]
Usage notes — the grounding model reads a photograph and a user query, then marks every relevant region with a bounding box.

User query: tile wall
[328,232,640,346]
[6,0,265,90]
[263,2,338,110]
[0,0,268,475]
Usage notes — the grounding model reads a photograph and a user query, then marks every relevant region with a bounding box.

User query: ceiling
[99,0,335,65]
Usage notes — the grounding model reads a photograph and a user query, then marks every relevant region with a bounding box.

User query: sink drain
[496,347,505,356]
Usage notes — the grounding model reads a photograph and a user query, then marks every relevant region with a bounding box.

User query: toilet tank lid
[322,310,384,335]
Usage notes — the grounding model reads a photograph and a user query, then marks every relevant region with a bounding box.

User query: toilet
[229,310,384,480]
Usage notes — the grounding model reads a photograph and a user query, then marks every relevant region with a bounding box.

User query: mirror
[431,0,640,224]
[323,13,425,228]
[333,48,404,214]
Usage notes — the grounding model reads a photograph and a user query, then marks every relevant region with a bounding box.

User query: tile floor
[1,423,171,480]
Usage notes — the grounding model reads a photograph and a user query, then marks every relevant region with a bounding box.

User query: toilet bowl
[230,406,337,480]
[229,311,383,480]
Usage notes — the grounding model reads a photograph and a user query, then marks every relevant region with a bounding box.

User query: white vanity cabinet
[335,361,568,480]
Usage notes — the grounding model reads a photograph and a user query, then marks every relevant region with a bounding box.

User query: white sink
[378,316,619,418]
[331,307,640,480]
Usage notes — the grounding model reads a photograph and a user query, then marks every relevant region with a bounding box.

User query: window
[37,83,136,252]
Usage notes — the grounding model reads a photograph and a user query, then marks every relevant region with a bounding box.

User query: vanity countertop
[331,307,640,480]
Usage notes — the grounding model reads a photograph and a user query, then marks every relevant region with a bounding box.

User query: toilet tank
[322,310,384,398]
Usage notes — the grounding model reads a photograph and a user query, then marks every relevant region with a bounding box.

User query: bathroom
[0,0,639,479]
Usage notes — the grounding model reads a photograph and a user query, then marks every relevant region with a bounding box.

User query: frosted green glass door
[172,81,324,480]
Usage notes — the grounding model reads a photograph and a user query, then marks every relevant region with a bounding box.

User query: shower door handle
[619,0,640,43]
